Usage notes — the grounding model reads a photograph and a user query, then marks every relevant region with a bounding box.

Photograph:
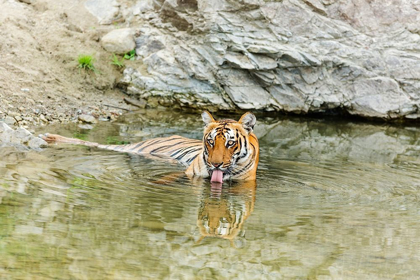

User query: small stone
[98,117,111,122]
[26,98,35,105]
[8,112,19,117]
[78,114,98,124]
[101,28,136,55]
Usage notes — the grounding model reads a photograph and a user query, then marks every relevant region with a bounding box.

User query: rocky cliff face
[102,0,420,119]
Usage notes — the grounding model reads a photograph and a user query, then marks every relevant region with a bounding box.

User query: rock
[0,122,13,133]
[0,123,13,144]
[78,124,94,130]
[4,116,16,126]
[0,122,47,149]
[246,45,279,54]
[250,54,278,70]
[13,127,33,144]
[269,85,308,113]
[224,53,255,70]
[85,0,120,25]
[78,114,98,124]
[123,97,147,108]
[225,86,275,110]
[116,0,420,119]
[349,77,410,118]
[39,114,47,122]
[27,137,48,149]
[101,28,135,55]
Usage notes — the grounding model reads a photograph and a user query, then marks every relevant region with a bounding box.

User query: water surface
[1,109,420,279]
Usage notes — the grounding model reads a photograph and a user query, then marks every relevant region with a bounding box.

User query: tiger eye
[228,140,235,146]
[207,139,214,145]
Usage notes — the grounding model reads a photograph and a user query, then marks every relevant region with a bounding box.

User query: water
[1,109,420,279]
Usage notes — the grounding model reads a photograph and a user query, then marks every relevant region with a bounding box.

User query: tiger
[40,111,259,183]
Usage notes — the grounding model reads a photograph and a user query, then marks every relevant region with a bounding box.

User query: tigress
[40,111,259,183]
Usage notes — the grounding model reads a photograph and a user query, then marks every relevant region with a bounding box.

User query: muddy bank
[0,0,136,130]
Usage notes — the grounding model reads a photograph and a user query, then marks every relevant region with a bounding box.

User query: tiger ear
[202,111,216,125]
[239,112,256,132]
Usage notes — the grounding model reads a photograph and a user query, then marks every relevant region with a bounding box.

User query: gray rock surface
[94,0,420,119]
[101,28,136,54]
[0,122,47,150]
[85,0,120,25]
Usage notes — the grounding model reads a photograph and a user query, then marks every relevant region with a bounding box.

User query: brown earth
[0,0,135,130]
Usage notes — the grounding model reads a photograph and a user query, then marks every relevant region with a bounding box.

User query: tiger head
[201,111,259,183]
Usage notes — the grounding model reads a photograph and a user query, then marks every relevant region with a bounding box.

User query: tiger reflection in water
[196,180,256,246]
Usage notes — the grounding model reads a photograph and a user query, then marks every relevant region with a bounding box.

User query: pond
[1,109,420,279]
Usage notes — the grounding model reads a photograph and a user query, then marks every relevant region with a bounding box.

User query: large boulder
[92,0,420,119]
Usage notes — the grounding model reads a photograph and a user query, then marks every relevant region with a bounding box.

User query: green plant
[106,136,130,145]
[124,49,136,61]
[77,54,97,72]
[110,54,125,68]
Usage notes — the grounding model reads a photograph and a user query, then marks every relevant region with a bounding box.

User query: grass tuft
[110,54,125,68]
[124,49,136,61]
[77,54,97,72]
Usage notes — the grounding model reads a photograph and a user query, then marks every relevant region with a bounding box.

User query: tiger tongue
[211,170,224,183]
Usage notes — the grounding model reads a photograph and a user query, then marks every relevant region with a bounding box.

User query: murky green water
[2,109,420,279]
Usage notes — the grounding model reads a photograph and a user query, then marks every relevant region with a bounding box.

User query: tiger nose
[212,162,222,168]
